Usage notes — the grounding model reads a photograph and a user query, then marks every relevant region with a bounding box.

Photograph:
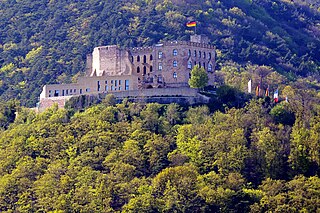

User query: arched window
[150,55,153,60]
[173,49,178,56]
[188,49,191,57]
[203,62,205,69]
[194,50,196,57]
[143,66,147,75]
[137,56,140,62]
[188,61,192,69]
[173,72,177,78]
[137,66,140,73]
[158,62,162,71]
[173,60,178,67]
[143,55,147,63]
[199,51,201,58]
[158,51,163,59]
[150,65,153,72]
[203,52,206,59]
[208,63,213,72]
[194,61,197,65]
[209,53,211,60]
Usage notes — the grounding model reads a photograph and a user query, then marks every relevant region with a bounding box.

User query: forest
[0,89,319,211]
[0,0,320,211]
[0,0,319,106]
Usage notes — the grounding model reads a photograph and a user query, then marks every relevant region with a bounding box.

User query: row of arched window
[132,55,153,63]
[137,65,153,75]
[188,49,212,60]
[187,61,213,71]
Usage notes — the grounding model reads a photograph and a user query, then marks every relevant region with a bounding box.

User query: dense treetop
[0,0,319,106]
[0,93,319,211]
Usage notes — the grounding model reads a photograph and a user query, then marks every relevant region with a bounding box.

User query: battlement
[157,40,214,49]
[129,46,153,53]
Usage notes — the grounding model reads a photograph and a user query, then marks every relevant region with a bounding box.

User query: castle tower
[90,45,133,76]
[190,34,209,44]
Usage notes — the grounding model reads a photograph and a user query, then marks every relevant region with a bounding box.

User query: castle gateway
[39,35,216,108]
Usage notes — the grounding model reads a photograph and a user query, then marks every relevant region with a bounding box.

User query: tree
[188,65,208,89]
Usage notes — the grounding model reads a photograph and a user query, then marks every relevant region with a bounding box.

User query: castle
[38,34,216,109]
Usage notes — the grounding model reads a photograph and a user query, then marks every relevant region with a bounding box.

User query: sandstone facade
[39,34,216,109]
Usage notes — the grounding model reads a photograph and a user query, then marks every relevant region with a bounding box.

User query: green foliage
[188,65,209,89]
[270,102,295,125]
[0,88,320,211]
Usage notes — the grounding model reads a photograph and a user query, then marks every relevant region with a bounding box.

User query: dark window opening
[143,66,147,75]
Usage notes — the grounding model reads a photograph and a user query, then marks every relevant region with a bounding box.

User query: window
[115,80,118,86]
[62,90,65,96]
[97,81,101,91]
[150,55,153,60]
[188,61,192,69]
[194,50,196,57]
[137,67,140,73]
[111,86,114,91]
[137,56,140,62]
[86,88,90,92]
[199,51,201,58]
[158,76,163,83]
[119,80,122,85]
[143,55,147,63]
[125,80,129,90]
[203,62,205,69]
[74,89,76,93]
[158,62,162,71]
[199,62,201,67]
[143,66,147,75]
[203,52,206,59]
[49,90,52,94]
[173,49,178,56]
[209,52,211,60]
[70,89,72,93]
[131,56,134,62]
[105,80,107,84]
[111,80,114,84]
[105,85,108,91]
[173,72,177,78]
[80,89,82,94]
[194,61,197,65]
[66,90,68,95]
[208,63,213,72]
[188,49,191,57]
[119,86,122,90]
[173,60,177,67]
[150,65,153,72]
[158,51,163,59]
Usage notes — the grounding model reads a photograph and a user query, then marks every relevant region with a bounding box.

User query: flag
[186,21,196,27]
[265,86,269,96]
[248,79,252,93]
[274,89,279,103]
[255,85,260,96]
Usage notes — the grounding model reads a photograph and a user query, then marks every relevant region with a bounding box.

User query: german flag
[186,21,196,27]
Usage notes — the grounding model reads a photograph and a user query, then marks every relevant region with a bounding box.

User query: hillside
[0,95,320,211]
[0,0,319,106]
